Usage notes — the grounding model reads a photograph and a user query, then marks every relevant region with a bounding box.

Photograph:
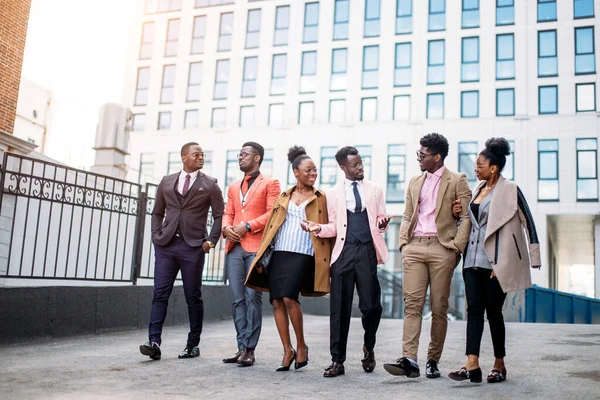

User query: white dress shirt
[177,169,200,195]
[344,178,366,212]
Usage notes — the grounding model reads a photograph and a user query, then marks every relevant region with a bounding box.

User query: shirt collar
[180,169,200,180]
[245,170,261,179]
[426,166,445,179]
[345,178,363,187]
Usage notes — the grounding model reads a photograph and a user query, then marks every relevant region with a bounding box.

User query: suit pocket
[512,234,522,260]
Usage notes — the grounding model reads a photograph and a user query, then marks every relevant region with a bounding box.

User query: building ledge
[0,130,37,155]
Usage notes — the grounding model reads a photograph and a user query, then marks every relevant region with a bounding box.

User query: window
[576,138,598,201]
[184,109,199,129]
[496,0,514,25]
[145,0,181,13]
[428,40,445,84]
[132,113,146,132]
[239,106,255,127]
[261,149,274,177]
[576,83,596,112]
[160,65,176,104]
[320,146,338,191]
[462,0,479,28]
[575,27,596,75]
[274,5,290,46]
[138,152,155,185]
[538,30,558,77]
[187,62,202,102]
[427,93,444,119]
[537,0,556,22]
[269,103,284,127]
[462,37,479,82]
[158,111,171,130]
[329,99,346,124]
[300,51,317,93]
[393,95,410,120]
[225,150,239,188]
[218,12,233,51]
[362,45,379,89]
[331,48,347,91]
[395,43,411,87]
[458,142,478,186]
[496,88,515,116]
[165,19,179,57]
[333,0,349,40]
[202,151,213,176]
[134,67,150,106]
[270,54,287,95]
[538,139,559,201]
[505,140,515,180]
[303,2,319,43]
[574,0,595,19]
[298,101,315,124]
[191,16,206,55]
[242,57,257,98]
[387,144,406,202]
[539,85,558,114]
[245,9,261,49]
[496,34,515,80]
[396,0,412,34]
[211,107,226,129]
[195,0,234,7]
[139,22,154,59]
[361,97,378,121]
[429,0,445,32]
[214,59,229,100]
[364,0,380,38]
[167,152,180,175]
[461,91,479,118]
[355,145,372,179]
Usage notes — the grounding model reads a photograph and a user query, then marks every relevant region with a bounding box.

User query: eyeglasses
[475,164,490,170]
[299,168,318,175]
[187,152,205,158]
[348,162,363,169]
[237,151,257,159]
[416,151,437,160]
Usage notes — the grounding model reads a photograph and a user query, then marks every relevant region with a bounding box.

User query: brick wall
[0,0,32,135]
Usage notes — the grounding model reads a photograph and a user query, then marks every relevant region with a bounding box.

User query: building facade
[122,0,600,297]
[13,78,54,153]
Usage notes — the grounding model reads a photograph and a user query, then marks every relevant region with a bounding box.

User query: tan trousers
[401,236,456,362]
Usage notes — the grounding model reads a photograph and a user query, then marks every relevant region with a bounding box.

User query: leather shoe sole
[383,364,420,378]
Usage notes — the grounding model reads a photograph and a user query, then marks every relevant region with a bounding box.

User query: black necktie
[352,182,362,213]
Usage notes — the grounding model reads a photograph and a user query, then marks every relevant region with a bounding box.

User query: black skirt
[268,251,315,304]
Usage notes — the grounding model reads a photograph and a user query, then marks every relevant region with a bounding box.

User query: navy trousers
[149,236,205,347]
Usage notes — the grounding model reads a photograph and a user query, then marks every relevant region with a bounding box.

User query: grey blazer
[463,188,494,270]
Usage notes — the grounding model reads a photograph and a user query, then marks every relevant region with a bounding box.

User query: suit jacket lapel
[469,181,486,229]
[434,169,451,220]
[181,172,204,207]
[485,176,518,241]
[363,179,371,206]
[242,174,263,206]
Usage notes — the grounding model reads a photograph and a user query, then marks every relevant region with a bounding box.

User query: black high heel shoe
[276,350,296,372]
[448,367,483,383]
[295,346,309,370]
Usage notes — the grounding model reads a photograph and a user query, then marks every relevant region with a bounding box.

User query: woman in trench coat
[245,146,332,372]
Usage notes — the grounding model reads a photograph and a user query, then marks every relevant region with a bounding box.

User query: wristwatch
[206,241,215,248]
[245,222,251,232]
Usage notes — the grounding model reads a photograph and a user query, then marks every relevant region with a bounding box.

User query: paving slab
[1,316,599,399]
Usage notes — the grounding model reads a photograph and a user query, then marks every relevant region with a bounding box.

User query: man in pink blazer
[304,146,392,378]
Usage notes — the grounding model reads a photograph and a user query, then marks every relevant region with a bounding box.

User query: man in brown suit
[383,133,471,379]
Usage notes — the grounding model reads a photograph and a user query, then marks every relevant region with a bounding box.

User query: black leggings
[464,267,507,358]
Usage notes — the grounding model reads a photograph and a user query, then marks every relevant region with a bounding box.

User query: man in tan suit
[383,133,471,379]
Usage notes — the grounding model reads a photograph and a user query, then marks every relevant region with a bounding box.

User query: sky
[21,0,139,169]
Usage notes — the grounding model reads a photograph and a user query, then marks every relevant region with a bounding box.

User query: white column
[594,216,600,299]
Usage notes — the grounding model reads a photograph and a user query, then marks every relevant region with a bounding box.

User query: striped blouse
[273,200,314,256]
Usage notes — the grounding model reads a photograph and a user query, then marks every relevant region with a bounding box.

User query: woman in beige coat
[245,146,331,372]
[448,138,541,384]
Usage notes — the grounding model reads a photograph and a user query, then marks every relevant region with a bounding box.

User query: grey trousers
[226,243,262,350]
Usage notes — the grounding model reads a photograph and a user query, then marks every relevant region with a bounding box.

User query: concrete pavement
[1,315,599,399]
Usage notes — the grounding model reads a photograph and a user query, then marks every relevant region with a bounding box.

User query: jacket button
[242,209,245,213]
[319,210,322,213]
[321,241,325,245]
[341,238,344,241]
[471,241,474,245]
[472,229,475,233]
[270,225,272,228]
[344,224,346,227]
[324,258,327,262]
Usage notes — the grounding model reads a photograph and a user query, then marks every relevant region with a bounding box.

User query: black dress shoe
[276,349,296,372]
[139,341,161,360]
[361,346,376,373]
[223,349,244,363]
[295,346,309,370]
[448,367,482,383]
[178,345,199,359]
[426,359,440,378]
[323,362,345,378]
[238,348,255,366]
[383,357,420,378]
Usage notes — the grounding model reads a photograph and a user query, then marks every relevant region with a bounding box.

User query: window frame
[393,94,411,120]
[186,61,202,102]
[394,42,412,87]
[426,92,444,119]
[319,146,338,191]
[139,21,154,60]
[333,0,350,40]
[575,26,596,75]
[211,107,227,129]
[157,111,172,130]
[538,30,558,78]
[427,39,445,85]
[538,85,558,115]
[213,59,230,100]
[574,0,595,19]
[362,45,379,89]
[458,141,479,185]
[537,139,559,202]
[496,0,515,26]
[461,90,479,118]
[576,138,599,202]
[331,48,348,92]
[364,0,381,38]
[537,0,557,23]
[164,18,180,57]
[576,82,597,112]
[496,88,515,116]
[218,12,234,52]
[241,56,258,98]
[428,0,446,32]
[461,36,479,82]
[462,0,479,29]
[160,64,176,104]
[496,33,515,80]
[386,144,407,203]
[396,0,413,35]
[360,97,378,122]
[245,9,261,49]
[190,15,206,55]
[274,5,290,46]
[303,2,320,44]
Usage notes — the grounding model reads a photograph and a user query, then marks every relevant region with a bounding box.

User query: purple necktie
[182,174,191,196]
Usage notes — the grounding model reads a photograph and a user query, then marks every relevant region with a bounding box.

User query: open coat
[245,186,332,296]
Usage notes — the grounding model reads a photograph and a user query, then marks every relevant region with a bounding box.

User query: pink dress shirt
[413,166,445,237]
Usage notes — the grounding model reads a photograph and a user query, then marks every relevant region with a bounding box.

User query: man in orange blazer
[221,142,280,367]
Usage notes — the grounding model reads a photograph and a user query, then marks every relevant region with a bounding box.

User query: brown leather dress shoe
[323,362,345,377]
[238,348,255,366]
[223,349,244,363]
[361,346,376,373]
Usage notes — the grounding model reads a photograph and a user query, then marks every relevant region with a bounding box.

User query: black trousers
[330,240,382,364]
[464,267,507,358]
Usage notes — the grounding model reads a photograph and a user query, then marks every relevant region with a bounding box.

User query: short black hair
[480,137,511,173]
[420,133,449,160]
[181,142,199,156]
[243,141,265,166]
[335,146,359,166]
